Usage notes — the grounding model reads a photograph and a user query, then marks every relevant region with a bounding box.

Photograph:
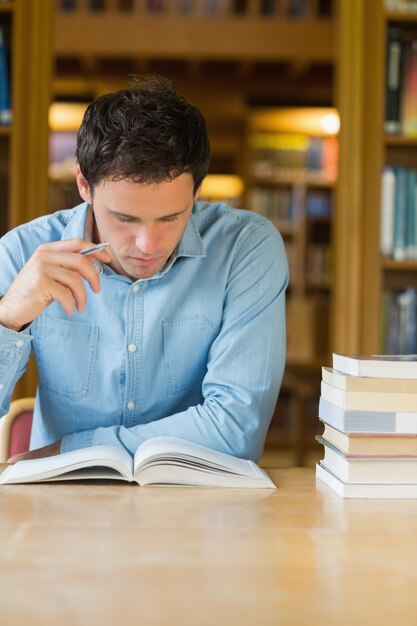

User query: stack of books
[316,353,417,498]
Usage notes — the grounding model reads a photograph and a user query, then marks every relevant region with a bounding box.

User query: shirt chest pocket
[163,315,218,396]
[34,314,99,400]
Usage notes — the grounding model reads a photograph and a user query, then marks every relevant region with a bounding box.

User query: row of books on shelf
[385,0,417,13]
[385,26,417,137]
[316,352,417,498]
[381,287,417,354]
[285,241,330,290]
[0,26,11,126]
[248,186,332,223]
[250,133,338,183]
[305,243,331,289]
[380,166,417,259]
[58,0,334,17]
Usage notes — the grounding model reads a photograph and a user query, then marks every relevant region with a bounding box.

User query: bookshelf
[0,0,53,231]
[0,0,54,397]
[333,0,417,356]
[245,107,338,462]
[245,107,337,364]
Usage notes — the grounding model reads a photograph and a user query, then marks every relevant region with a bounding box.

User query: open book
[0,437,275,488]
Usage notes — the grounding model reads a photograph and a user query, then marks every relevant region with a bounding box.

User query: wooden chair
[0,397,34,462]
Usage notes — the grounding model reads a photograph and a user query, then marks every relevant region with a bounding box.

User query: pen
[80,242,110,256]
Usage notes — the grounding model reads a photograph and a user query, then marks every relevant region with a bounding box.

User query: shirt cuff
[0,321,33,344]
[61,428,95,453]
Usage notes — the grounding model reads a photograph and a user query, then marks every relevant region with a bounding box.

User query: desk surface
[1,467,417,626]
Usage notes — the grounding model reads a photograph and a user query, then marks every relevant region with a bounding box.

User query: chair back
[0,398,34,462]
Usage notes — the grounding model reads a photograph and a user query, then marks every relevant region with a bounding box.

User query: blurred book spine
[0,26,11,125]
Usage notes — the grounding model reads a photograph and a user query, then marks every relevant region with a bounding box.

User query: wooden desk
[1,468,417,625]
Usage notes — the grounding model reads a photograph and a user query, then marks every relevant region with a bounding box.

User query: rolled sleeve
[0,325,33,415]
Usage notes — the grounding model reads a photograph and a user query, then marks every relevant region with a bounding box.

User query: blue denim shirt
[0,201,288,461]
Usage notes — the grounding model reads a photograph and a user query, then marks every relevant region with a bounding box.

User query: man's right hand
[0,238,112,332]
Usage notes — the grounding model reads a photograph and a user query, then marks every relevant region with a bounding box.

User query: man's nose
[134,225,158,255]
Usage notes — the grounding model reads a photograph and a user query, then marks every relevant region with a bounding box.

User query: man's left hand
[7,441,61,464]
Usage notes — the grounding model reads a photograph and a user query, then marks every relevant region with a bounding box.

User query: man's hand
[7,441,61,464]
[0,238,112,332]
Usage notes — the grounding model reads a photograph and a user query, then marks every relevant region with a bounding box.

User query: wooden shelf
[250,173,336,188]
[54,14,335,62]
[1,0,54,400]
[0,2,14,13]
[382,258,417,271]
[384,135,417,146]
[385,11,417,23]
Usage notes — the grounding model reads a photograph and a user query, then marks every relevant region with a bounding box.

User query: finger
[38,238,112,263]
[41,281,78,317]
[34,251,102,293]
[37,237,96,254]
[45,266,89,312]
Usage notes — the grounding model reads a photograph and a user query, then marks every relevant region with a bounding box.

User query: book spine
[382,287,417,354]
[384,26,404,135]
[0,27,11,125]
[401,39,417,137]
[380,166,396,257]
[405,170,417,257]
[405,287,417,353]
[388,290,399,354]
[393,167,408,260]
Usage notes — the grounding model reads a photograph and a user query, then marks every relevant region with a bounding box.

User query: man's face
[76,169,197,280]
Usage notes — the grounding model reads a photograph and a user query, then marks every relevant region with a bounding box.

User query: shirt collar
[176,210,206,259]
[61,202,91,241]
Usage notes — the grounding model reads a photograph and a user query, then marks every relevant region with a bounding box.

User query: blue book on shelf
[405,287,417,354]
[405,170,417,258]
[393,167,408,260]
[0,27,11,125]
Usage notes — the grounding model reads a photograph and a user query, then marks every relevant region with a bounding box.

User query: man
[0,75,288,463]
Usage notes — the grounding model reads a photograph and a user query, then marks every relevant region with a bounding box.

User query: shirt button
[128,343,137,353]
[0,383,3,390]
[15,340,24,348]
[127,401,135,410]
[132,284,140,293]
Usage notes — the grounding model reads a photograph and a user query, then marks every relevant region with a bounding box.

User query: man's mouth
[127,256,162,267]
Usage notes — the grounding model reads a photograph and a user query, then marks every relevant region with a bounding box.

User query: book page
[136,463,275,488]
[134,437,268,479]
[0,445,133,484]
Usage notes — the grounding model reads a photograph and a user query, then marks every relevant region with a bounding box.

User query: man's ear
[194,183,202,200]
[75,166,93,204]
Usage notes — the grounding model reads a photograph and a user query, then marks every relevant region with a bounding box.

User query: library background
[0,0,416,465]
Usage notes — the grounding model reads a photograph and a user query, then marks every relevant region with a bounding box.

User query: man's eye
[118,216,133,223]
[162,215,179,223]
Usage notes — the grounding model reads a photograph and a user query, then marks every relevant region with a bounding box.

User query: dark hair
[76,75,210,194]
